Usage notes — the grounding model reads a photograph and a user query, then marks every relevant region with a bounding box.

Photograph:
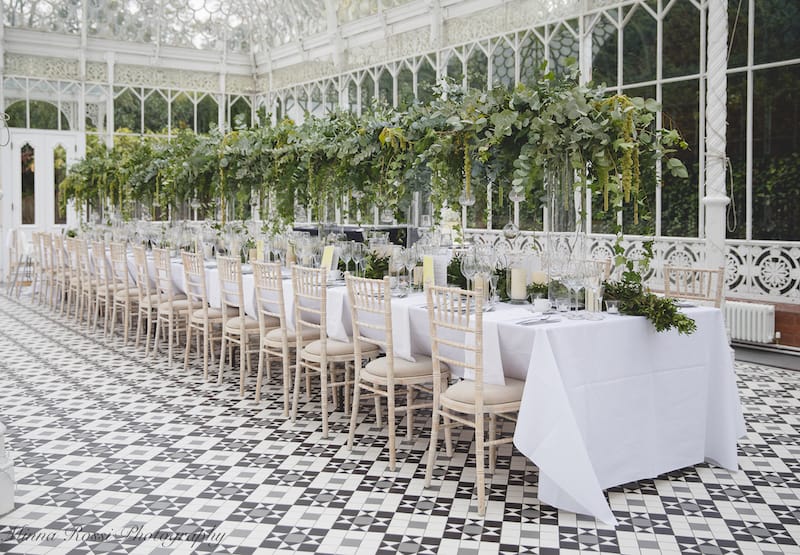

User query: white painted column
[703,0,730,270]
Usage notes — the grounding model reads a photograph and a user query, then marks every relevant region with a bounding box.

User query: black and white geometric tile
[0,293,799,554]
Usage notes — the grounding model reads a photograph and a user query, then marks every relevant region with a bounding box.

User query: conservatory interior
[0,0,799,553]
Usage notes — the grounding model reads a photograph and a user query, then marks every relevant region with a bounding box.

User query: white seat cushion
[158,297,197,314]
[265,326,319,345]
[223,315,260,333]
[443,377,525,406]
[189,306,236,322]
[362,354,439,379]
[113,287,139,301]
[303,339,378,358]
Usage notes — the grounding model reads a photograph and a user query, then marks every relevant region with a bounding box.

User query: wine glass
[351,243,366,277]
[404,245,418,289]
[339,241,353,274]
[460,250,479,291]
[563,259,587,319]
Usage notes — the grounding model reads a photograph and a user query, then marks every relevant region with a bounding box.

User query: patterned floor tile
[0,293,799,553]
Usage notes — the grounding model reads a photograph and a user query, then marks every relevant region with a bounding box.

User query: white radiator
[724,301,775,344]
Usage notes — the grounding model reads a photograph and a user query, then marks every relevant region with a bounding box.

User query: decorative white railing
[463,229,800,305]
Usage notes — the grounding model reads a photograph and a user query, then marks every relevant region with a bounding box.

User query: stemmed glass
[563,259,587,319]
[339,241,353,274]
[351,243,366,277]
[460,249,479,291]
[270,235,285,264]
[404,245,418,289]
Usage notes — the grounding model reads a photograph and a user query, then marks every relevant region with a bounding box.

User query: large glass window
[752,65,800,241]
[54,145,67,225]
[21,143,35,225]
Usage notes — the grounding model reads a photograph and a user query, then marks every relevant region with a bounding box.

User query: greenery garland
[60,66,689,231]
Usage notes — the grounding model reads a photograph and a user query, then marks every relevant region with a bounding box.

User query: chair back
[663,265,724,308]
[181,251,210,313]
[65,237,82,285]
[132,245,155,303]
[217,256,246,325]
[152,247,179,305]
[426,283,484,400]
[346,274,392,364]
[53,235,68,280]
[77,238,92,283]
[109,242,131,288]
[40,233,54,275]
[91,241,113,293]
[252,261,287,336]
[292,265,327,352]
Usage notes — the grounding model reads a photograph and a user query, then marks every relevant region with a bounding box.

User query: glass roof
[2,0,329,53]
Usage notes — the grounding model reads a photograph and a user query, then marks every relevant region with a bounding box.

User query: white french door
[1,129,85,276]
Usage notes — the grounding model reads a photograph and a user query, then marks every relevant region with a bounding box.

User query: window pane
[378,70,393,106]
[446,53,463,85]
[5,101,27,127]
[622,3,657,85]
[728,0,749,69]
[726,73,747,239]
[143,90,168,134]
[196,94,218,132]
[54,145,67,224]
[114,87,142,133]
[752,65,800,240]
[550,20,579,77]
[661,79,700,237]
[592,15,617,86]
[229,96,250,129]
[520,32,545,86]
[491,38,515,90]
[21,144,35,225]
[398,66,414,110]
[663,1,700,78]
[417,57,436,104]
[754,0,800,65]
[171,92,194,132]
[467,47,488,90]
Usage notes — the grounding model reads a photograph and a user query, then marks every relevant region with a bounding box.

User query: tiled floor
[0,293,798,554]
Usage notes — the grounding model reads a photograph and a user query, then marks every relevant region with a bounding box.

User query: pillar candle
[531,270,547,285]
[510,268,527,300]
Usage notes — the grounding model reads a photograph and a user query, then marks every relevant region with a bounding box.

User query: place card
[423,255,434,286]
[256,240,264,261]
[320,245,335,271]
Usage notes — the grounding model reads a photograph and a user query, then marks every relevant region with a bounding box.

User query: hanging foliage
[60,67,688,230]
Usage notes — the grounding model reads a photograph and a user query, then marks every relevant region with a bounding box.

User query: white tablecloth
[128,253,745,526]
[508,308,745,525]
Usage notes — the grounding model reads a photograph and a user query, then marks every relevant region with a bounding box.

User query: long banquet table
[132,252,745,526]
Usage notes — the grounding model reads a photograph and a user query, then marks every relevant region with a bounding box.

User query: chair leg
[475,413,486,516]
[347,364,363,451]
[184,322,193,371]
[239,335,247,398]
[321,361,330,438]
[406,387,414,441]
[291,355,303,423]
[203,324,211,381]
[282,347,291,417]
[424,407,440,488]
[387,385,397,471]
[217,334,227,384]
[489,413,497,474]
[255,346,265,402]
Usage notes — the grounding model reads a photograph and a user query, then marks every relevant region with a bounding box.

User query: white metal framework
[1,0,799,303]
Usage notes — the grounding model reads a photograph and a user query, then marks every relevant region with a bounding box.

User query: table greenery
[603,241,697,335]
